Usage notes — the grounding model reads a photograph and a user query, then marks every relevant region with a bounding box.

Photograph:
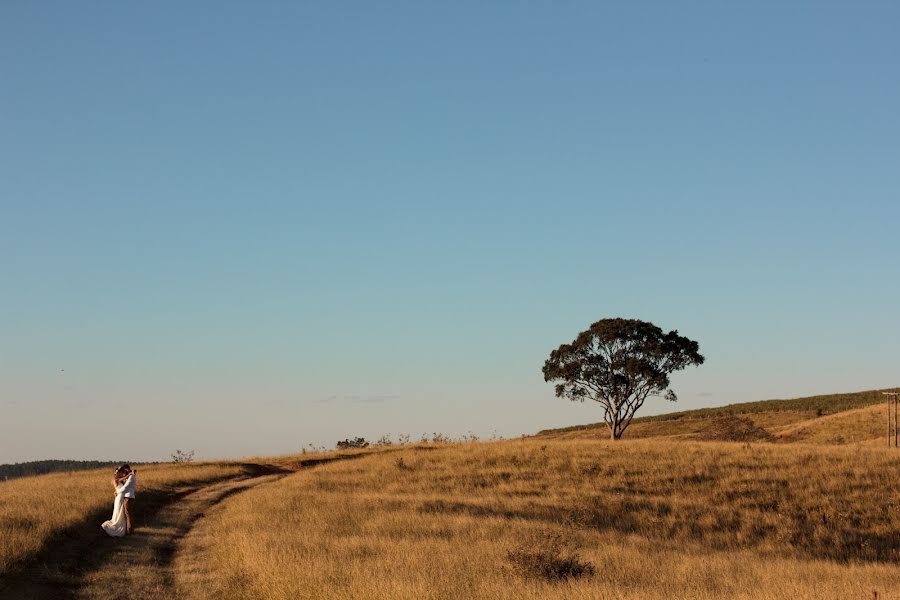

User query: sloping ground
[0,462,247,581]
[537,387,898,445]
[0,464,275,600]
[774,404,887,445]
[76,474,284,600]
[695,415,775,443]
[0,451,378,600]
[542,411,815,442]
[170,440,900,600]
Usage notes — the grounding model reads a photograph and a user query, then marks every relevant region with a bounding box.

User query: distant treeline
[0,460,123,481]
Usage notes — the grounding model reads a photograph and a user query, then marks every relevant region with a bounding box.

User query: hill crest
[537,387,899,445]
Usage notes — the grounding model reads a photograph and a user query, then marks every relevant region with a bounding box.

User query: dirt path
[76,456,376,599]
[0,453,378,600]
[75,473,284,600]
[0,467,286,600]
[170,480,271,599]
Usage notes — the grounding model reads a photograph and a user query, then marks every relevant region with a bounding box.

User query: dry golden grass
[0,461,244,577]
[177,439,900,600]
[539,388,899,443]
[775,404,888,445]
[4,392,898,599]
[540,411,823,442]
[543,404,889,446]
[78,474,284,600]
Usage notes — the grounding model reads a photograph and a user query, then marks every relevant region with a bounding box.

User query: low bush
[506,531,595,581]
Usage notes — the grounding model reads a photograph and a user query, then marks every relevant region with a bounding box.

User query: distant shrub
[507,531,594,581]
[412,432,484,445]
[171,449,195,464]
[336,437,369,450]
[395,456,414,471]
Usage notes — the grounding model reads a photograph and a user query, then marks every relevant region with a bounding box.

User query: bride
[101,466,133,537]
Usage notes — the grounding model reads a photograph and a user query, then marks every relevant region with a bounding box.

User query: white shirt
[117,473,137,499]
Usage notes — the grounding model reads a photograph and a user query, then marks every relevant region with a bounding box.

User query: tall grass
[0,461,244,576]
[177,439,900,599]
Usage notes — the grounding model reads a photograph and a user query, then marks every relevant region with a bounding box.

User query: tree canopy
[543,318,704,440]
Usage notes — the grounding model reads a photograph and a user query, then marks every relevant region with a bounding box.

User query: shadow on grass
[152,477,284,572]
[282,450,395,471]
[0,456,382,600]
[0,466,274,600]
[418,497,900,565]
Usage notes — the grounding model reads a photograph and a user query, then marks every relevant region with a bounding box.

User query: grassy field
[3,389,899,599]
[0,461,245,577]
[174,439,900,600]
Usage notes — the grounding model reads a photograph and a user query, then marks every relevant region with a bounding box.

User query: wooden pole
[885,393,900,449]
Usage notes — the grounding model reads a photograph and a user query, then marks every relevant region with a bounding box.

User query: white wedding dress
[101,475,131,537]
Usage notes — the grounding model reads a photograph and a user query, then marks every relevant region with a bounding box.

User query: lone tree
[543,318,704,441]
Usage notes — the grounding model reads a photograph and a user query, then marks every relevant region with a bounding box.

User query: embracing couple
[101,464,137,537]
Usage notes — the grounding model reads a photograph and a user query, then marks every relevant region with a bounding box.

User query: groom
[115,464,137,534]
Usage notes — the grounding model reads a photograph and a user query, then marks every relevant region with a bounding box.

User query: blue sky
[2,2,898,463]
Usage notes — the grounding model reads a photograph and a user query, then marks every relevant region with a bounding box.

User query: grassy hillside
[173,439,900,600]
[537,387,899,442]
[0,462,246,578]
[3,389,899,599]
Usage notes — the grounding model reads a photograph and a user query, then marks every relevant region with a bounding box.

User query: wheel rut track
[75,473,286,600]
[0,456,370,600]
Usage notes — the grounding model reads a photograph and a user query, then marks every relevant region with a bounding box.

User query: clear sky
[2,2,899,464]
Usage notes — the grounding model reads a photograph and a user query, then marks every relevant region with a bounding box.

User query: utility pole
[884,393,900,448]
